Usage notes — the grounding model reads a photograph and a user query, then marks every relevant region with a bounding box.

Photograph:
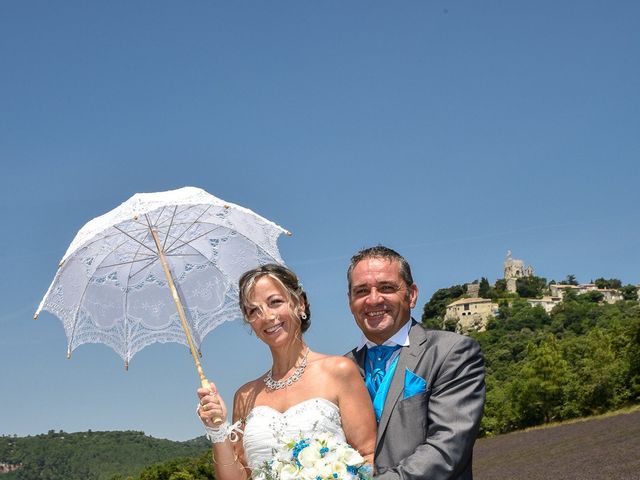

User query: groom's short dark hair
[347,245,414,293]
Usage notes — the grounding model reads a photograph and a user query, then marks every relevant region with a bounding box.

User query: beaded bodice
[242,397,346,471]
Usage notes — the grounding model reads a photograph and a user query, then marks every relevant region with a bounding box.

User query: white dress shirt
[356,320,411,368]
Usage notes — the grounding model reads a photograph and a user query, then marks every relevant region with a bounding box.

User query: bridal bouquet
[252,432,373,480]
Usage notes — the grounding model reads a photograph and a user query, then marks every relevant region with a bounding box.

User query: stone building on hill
[549,283,624,304]
[504,250,534,293]
[445,297,499,333]
[527,296,563,313]
[466,282,480,297]
[440,252,635,334]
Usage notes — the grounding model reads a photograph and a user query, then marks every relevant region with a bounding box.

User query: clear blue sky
[1,1,638,441]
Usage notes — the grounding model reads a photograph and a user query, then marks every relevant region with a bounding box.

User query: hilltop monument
[504,250,534,293]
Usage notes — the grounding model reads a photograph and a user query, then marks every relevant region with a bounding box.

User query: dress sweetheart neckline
[247,397,338,417]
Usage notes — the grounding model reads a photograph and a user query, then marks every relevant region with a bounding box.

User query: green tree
[510,335,570,426]
[421,284,465,325]
[478,277,493,298]
[624,311,640,401]
[582,290,604,303]
[442,317,458,332]
[550,293,601,334]
[137,452,214,480]
[422,317,444,330]
[480,377,516,436]
[561,329,629,417]
[516,275,547,298]
[494,279,507,295]
[594,277,622,289]
[510,303,550,331]
[621,284,639,301]
[560,274,578,286]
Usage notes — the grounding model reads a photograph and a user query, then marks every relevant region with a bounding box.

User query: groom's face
[348,257,418,345]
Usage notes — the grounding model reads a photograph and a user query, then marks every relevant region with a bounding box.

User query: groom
[346,246,485,479]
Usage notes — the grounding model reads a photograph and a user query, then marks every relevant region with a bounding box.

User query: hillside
[474,409,640,479]
[0,430,210,480]
[420,284,640,436]
[470,296,640,436]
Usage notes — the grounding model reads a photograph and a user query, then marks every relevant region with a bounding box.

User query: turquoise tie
[366,345,401,394]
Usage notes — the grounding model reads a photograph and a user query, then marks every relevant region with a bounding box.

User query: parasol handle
[149,228,209,389]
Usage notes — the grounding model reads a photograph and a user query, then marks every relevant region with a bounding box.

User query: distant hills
[0,430,210,480]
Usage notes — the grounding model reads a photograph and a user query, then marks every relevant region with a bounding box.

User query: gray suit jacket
[347,322,485,480]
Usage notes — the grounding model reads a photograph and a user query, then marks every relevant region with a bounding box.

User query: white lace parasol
[35,187,290,383]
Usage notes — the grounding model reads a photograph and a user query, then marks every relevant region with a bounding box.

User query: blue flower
[291,438,310,467]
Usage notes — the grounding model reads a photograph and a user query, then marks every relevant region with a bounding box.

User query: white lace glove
[204,420,243,443]
[196,403,243,443]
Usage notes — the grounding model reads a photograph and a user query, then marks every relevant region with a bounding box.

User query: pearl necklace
[264,348,309,391]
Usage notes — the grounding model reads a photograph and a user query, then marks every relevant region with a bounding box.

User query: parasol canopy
[35,186,290,385]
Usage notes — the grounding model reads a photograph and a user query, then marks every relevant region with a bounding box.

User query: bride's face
[245,275,302,346]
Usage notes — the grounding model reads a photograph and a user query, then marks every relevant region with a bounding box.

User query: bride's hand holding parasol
[197,380,226,426]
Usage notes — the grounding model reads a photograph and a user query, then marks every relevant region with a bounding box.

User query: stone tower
[504,250,534,293]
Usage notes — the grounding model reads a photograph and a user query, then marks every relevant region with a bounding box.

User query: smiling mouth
[365,309,387,318]
[265,323,283,334]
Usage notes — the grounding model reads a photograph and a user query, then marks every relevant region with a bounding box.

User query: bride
[197,264,377,479]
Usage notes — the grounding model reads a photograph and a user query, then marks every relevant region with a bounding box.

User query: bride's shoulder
[312,353,360,379]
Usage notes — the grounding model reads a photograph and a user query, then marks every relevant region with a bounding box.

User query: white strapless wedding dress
[243,397,346,471]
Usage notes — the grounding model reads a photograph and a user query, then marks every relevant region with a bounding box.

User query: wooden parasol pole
[149,227,210,390]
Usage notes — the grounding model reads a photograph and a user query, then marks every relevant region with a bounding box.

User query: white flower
[315,461,334,478]
[279,464,300,480]
[342,447,365,465]
[332,460,348,477]
[300,466,319,480]
[298,444,321,467]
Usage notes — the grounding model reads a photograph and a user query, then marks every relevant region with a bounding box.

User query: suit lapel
[350,346,367,377]
[376,321,428,447]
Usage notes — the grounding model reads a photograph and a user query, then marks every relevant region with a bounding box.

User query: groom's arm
[376,336,485,480]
